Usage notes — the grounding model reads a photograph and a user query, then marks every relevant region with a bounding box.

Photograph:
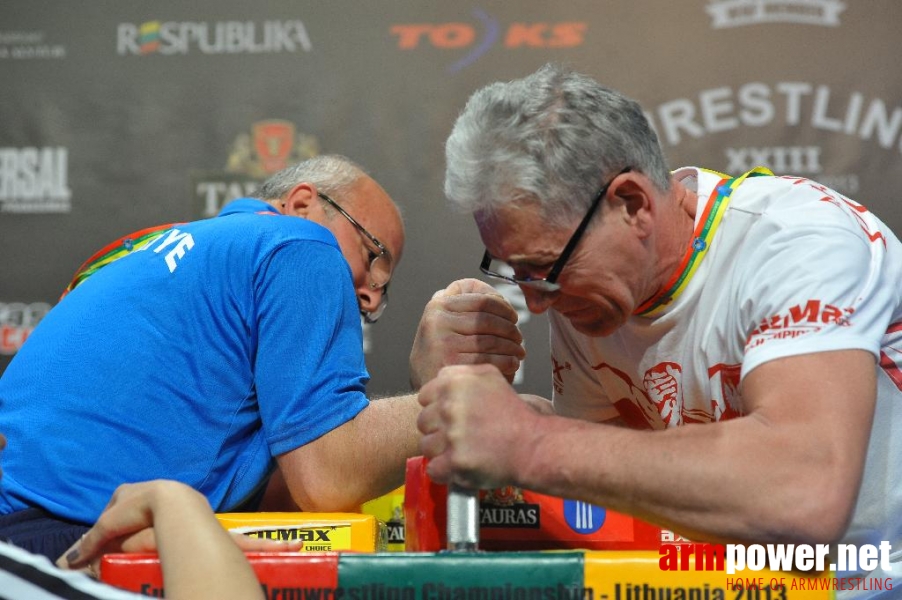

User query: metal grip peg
[446,484,479,551]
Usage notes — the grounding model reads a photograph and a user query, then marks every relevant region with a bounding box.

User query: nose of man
[521,286,556,314]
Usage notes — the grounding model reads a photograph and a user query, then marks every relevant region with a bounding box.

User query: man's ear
[610,173,656,241]
[280,183,319,217]
[611,174,651,221]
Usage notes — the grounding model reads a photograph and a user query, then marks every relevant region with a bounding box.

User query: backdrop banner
[2,0,899,398]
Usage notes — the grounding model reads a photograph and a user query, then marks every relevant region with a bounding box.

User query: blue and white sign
[563,499,606,534]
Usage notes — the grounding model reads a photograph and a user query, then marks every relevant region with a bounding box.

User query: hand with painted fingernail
[57,480,299,599]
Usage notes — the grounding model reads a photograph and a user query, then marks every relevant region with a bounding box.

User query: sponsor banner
[0,147,71,214]
[706,0,847,29]
[191,120,320,218]
[1,0,901,399]
[645,82,902,156]
[102,551,586,598]
[390,10,588,73]
[0,30,66,60]
[360,486,406,552]
[0,301,51,355]
[216,512,386,553]
[116,20,312,56]
[403,456,660,552]
[102,549,855,598]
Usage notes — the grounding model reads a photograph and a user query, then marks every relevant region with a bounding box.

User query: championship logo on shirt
[592,362,665,430]
[191,119,320,218]
[643,361,684,426]
[706,363,743,421]
[746,299,855,351]
[592,361,742,429]
[551,355,572,395]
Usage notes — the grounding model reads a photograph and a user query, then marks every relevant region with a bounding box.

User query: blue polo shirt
[0,199,370,522]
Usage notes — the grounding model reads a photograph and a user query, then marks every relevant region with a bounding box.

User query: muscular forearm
[518,412,859,545]
[335,394,422,502]
[281,394,421,512]
[418,355,872,546]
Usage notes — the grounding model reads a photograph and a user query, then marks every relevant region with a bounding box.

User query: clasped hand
[409,278,526,389]
[416,364,546,491]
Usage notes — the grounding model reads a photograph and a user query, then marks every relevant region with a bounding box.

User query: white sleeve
[739,220,897,380]
[0,542,146,600]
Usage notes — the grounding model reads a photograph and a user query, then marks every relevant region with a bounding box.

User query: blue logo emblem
[563,499,605,534]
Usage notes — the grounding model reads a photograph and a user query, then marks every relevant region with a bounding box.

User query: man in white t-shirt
[415,63,900,598]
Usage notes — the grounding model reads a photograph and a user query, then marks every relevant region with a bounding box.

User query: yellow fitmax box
[216,512,387,552]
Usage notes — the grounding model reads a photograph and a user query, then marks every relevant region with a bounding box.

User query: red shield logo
[253,120,296,174]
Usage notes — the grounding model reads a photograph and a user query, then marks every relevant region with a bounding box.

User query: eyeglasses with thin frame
[317,191,393,323]
[480,167,633,293]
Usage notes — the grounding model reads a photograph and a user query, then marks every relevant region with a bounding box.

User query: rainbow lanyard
[59,208,281,300]
[59,222,180,300]
[633,166,774,317]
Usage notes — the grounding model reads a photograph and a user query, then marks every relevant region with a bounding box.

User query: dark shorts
[0,507,91,562]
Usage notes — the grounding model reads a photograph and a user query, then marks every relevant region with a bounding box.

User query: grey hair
[252,154,367,206]
[444,63,671,227]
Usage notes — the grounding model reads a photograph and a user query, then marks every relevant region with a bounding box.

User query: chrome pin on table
[446,484,480,551]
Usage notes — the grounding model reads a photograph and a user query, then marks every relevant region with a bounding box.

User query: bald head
[253,154,368,201]
[258,156,405,319]
[343,175,404,257]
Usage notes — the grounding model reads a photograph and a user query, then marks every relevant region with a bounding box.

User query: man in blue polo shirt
[0,154,526,560]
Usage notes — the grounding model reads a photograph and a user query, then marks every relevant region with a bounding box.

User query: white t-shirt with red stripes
[549,166,902,596]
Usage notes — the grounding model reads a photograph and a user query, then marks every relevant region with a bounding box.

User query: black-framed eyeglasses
[480,167,632,293]
[317,191,393,323]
